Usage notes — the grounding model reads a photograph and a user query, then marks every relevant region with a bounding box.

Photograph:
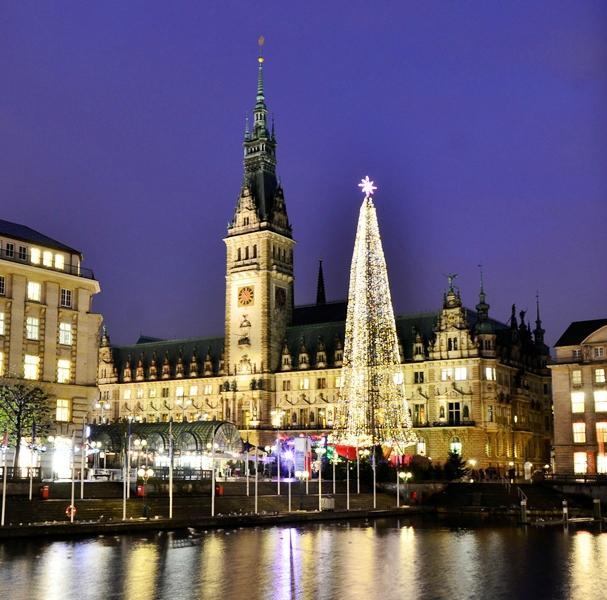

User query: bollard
[562,500,568,524]
[593,498,602,521]
[520,499,527,524]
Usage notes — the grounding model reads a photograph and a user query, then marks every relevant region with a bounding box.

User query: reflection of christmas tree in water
[333,177,417,455]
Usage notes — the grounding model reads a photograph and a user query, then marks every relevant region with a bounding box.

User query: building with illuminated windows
[0,219,101,475]
[95,55,552,472]
[550,319,607,476]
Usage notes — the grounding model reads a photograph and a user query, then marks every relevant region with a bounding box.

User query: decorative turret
[97,325,117,384]
[100,325,110,347]
[135,354,145,381]
[189,348,199,378]
[333,335,343,367]
[161,352,170,379]
[175,349,184,378]
[123,355,132,382]
[316,336,327,368]
[412,327,425,361]
[149,352,158,380]
[298,338,309,369]
[474,266,496,356]
[204,347,213,376]
[280,340,292,371]
[218,348,225,376]
[429,274,478,360]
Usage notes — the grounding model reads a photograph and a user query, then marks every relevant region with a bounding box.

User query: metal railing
[0,466,41,480]
[0,247,95,280]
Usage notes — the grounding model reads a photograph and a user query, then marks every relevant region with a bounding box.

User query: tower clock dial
[238,286,255,306]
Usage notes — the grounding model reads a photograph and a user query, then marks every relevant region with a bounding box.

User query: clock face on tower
[238,286,255,306]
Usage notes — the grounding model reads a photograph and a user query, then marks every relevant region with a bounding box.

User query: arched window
[450,437,462,455]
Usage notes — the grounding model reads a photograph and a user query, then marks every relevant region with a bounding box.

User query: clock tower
[223,46,294,425]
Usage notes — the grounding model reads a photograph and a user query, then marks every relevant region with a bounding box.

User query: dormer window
[18,246,26,260]
[31,247,41,264]
[243,217,250,226]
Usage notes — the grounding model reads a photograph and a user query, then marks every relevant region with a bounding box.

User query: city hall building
[96,55,552,472]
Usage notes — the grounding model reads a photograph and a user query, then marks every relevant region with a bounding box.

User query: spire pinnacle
[316,259,327,305]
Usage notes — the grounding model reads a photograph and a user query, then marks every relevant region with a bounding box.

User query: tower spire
[475,264,490,328]
[316,260,327,305]
[254,36,267,133]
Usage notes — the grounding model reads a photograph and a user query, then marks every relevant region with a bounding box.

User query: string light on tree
[332,176,417,454]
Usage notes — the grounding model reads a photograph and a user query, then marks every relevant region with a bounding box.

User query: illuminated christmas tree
[333,177,416,455]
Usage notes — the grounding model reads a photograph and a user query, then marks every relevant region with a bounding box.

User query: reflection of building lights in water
[125,544,159,600]
[52,437,73,479]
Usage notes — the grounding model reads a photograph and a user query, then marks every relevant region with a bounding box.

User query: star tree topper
[358,175,377,198]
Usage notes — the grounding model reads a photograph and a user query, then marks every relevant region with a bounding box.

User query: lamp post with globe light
[137,466,154,518]
[94,400,111,424]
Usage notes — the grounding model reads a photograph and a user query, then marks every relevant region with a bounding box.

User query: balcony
[0,247,95,280]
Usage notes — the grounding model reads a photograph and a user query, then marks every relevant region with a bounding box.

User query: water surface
[1,518,605,599]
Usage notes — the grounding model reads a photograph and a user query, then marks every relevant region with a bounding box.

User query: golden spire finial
[258,35,265,63]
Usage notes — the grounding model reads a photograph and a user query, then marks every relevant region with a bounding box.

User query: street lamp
[295,470,309,510]
[397,471,412,507]
[133,438,148,468]
[94,400,111,424]
[137,466,154,518]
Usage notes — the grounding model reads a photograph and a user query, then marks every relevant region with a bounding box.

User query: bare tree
[0,380,53,468]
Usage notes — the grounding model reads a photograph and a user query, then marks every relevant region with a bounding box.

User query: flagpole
[254,449,258,514]
[169,418,173,519]
[346,457,350,511]
[1,443,7,526]
[70,432,76,524]
[80,417,86,500]
[29,420,36,501]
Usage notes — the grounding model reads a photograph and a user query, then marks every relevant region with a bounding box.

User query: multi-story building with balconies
[550,318,607,475]
[95,53,552,472]
[0,219,101,474]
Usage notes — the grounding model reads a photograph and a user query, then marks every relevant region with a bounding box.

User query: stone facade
[95,55,552,472]
[550,319,607,475]
[0,219,101,471]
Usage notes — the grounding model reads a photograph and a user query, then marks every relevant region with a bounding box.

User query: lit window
[485,367,496,381]
[59,322,72,345]
[27,281,41,301]
[189,385,198,396]
[203,384,212,395]
[299,378,310,390]
[26,316,39,340]
[60,289,72,308]
[571,370,582,386]
[0,312,4,335]
[176,386,184,397]
[335,376,342,388]
[393,372,404,385]
[594,347,605,359]
[148,388,157,398]
[571,392,585,413]
[18,246,26,260]
[124,389,131,400]
[0,351,4,376]
[54,254,64,270]
[57,359,71,383]
[42,251,53,267]
[56,399,70,422]
[136,387,144,399]
[573,452,587,474]
[573,349,581,360]
[24,354,39,380]
[595,369,606,384]
[597,423,607,474]
[594,391,607,412]
[450,437,462,455]
[0,275,4,295]
[454,367,467,381]
[441,368,453,381]
[416,439,426,456]
[30,248,41,264]
[572,422,586,443]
